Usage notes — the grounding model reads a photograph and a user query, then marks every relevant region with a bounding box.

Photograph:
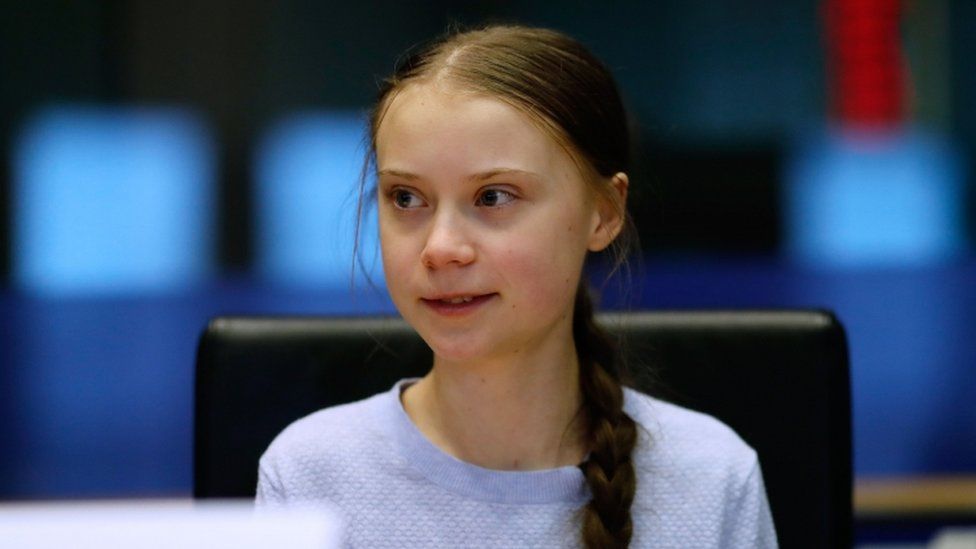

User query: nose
[420,209,476,269]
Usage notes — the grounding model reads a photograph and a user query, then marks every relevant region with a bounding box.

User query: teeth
[443,296,474,304]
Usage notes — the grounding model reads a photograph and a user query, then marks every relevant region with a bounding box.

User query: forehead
[375,82,576,179]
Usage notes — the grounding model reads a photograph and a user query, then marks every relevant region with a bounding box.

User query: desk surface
[0,500,342,548]
[856,476,976,516]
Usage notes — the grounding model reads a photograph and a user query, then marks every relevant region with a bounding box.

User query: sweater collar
[383,379,589,504]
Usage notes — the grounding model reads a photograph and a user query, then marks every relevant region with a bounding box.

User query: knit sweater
[257,380,778,548]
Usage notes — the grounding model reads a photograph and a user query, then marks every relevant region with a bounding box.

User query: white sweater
[258,380,778,548]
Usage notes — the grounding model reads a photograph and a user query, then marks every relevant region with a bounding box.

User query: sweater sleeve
[722,460,779,548]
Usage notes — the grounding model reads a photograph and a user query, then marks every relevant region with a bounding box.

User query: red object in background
[824,0,907,127]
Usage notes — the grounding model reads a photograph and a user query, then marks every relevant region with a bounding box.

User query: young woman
[257,25,777,548]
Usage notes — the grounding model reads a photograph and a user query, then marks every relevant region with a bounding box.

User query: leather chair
[195,310,852,548]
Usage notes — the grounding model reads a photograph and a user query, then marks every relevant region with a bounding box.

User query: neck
[402,340,587,471]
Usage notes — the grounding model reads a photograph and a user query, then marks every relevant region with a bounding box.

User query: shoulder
[623,386,758,490]
[258,387,395,489]
[623,388,778,546]
[275,390,388,446]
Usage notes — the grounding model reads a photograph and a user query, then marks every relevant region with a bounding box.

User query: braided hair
[364,24,639,548]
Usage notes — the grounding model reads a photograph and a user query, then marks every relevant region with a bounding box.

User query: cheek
[498,224,587,310]
[379,226,415,286]
[379,210,409,255]
[381,242,419,317]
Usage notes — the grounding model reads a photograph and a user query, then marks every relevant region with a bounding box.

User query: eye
[475,188,516,207]
[390,188,426,209]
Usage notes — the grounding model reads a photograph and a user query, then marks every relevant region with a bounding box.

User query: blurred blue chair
[254,111,383,291]
[12,105,216,296]
[785,127,967,268]
[7,105,217,498]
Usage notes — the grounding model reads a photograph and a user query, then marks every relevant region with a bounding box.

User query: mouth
[420,293,497,316]
[438,296,475,304]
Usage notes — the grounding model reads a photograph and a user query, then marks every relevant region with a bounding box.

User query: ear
[587,172,629,252]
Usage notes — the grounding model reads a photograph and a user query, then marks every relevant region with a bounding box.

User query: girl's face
[375,82,621,364]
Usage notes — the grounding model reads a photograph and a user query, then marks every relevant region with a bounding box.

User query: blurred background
[1,0,974,544]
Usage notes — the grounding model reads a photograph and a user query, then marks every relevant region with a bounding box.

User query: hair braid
[574,283,637,549]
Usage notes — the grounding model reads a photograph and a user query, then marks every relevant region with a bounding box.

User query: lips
[421,293,497,316]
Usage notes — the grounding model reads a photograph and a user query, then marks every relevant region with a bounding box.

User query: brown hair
[363,25,639,548]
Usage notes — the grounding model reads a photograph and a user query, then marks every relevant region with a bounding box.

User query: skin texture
[375,81,626,470]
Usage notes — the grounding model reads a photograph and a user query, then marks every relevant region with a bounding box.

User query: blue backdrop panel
[255,112,383,290]
[0,286,397,499]
[12,105,216,296]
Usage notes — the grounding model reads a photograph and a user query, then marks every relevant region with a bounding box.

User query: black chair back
[195,310,852,548]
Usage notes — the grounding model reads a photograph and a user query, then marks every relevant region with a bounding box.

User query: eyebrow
[468,168,540,182]
[376,169,419,181]
[376,168,541,182]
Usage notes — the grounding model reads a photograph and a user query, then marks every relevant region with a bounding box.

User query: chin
[424,337,490,363]
[419,330,506,364]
